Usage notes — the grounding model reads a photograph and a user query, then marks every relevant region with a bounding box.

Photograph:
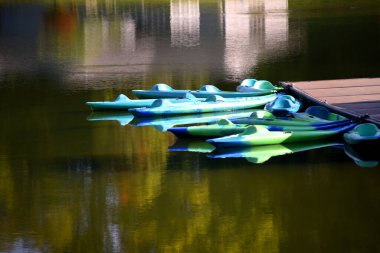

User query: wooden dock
[279,78,380,125]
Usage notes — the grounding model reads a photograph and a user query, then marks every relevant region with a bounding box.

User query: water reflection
[1,0,380,84]
[1,0,380,252]
[0,0,294,83]
[209,141,342,163]
[224,0,289,78]
[170,0,200,47]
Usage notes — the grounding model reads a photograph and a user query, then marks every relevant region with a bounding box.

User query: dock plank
[285,78,380,125]
[293,78,380,89]
[299,86,380,98]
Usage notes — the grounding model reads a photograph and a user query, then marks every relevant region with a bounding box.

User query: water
[1,0,380,252]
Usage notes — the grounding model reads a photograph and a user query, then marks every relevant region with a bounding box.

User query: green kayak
[207,123,356,148]
[231,106,350,126]
[168,118,352,138]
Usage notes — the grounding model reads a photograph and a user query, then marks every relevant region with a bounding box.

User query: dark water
[1,1,380,252]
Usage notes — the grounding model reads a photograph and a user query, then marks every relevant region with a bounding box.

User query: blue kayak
[129,94,277,117]
[343,123,380,145]
[264,94,302,115]
[206,123,356,148]
[132,83,277,99]
[236,79,283,92]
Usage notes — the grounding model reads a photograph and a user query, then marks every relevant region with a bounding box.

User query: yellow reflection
[126,174,213,252]
[44,206,74,249]
[91,125,174,209]
[0,159,15,216]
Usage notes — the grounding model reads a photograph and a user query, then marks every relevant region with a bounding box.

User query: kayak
[343,123,380,145]
[206,123,356,148]
[132,83,277,99]
[86,92,201,111]
[129,94,277,117]
[264,95,302,115]
[130,110,254,131]
[295,106,349,123]
[132,83,190,99]
[87,94,153,111]
[191,84,276,98]
[231,106,350,126]
[236,79,283,92]
[168,118,353,138]
[87,112,134,126]
[209,141,342,164]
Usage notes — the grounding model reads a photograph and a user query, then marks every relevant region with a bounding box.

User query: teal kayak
[206,123,356,148]
[191,84,276,98]
[87,112,134,126]
[129,94,277,117]
[86,93,202,111]
[132,83,189,99]
[264,95,302,115]
[343,123,380,145]
[87,94,153,111]
[236,79,283,92]
[208,141,342,164]
[132,83,277,99]
[168,118,353,138]
[231,106,350,126]
[295,106,349,123]
[130,110,254,131]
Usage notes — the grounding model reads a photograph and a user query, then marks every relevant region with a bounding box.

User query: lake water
[1,0,380,252]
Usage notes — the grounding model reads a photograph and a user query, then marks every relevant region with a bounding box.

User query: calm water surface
[1,0,380,252]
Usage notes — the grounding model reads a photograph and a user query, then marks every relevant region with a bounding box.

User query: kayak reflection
[209,141,343,164]
[87,112,134,126]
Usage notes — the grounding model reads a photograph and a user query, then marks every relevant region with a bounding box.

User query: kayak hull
[132,90,189,99]
[168,121,352,138]
[130,94,276,117]
[132,83,277,99]
[87,100,153,110]
[190,90,275,98]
